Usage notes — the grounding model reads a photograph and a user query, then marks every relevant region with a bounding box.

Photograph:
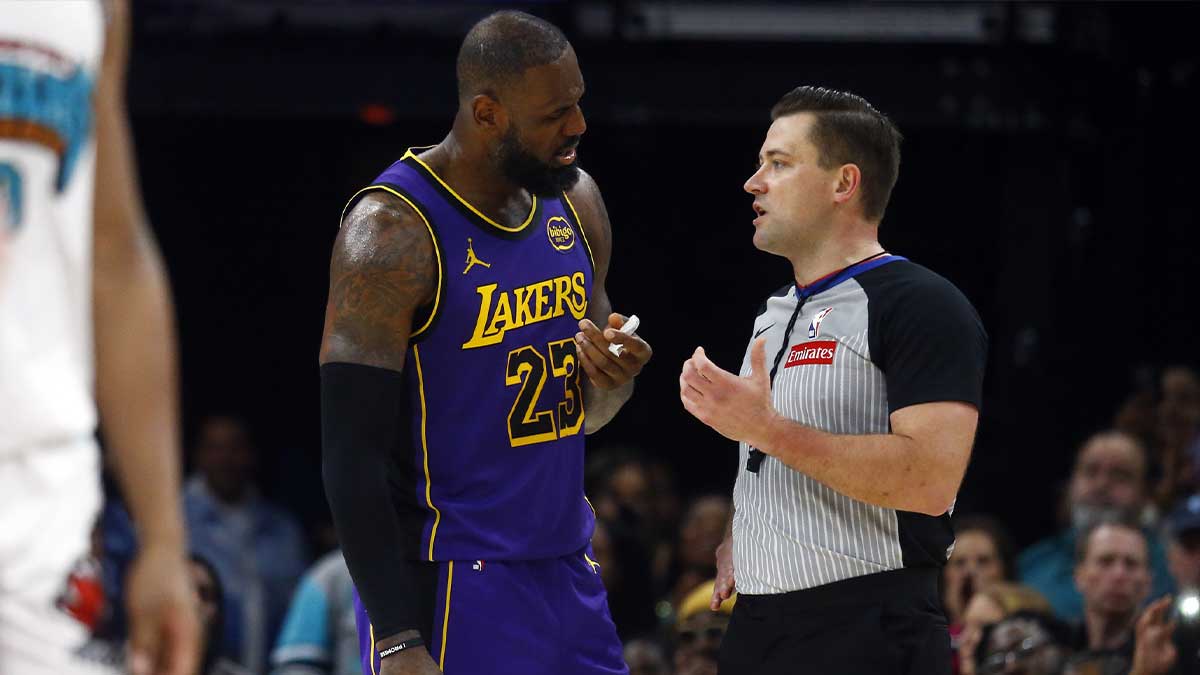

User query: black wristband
[379,637,425,660]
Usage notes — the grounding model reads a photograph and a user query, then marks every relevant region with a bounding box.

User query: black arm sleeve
[320,362,435,643]
[863,264,988,414]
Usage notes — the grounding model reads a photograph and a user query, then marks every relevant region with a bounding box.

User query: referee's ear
[832,163,862,209]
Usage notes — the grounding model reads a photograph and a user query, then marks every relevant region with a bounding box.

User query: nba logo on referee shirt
[808,307,833,338]
[785,341,837,368]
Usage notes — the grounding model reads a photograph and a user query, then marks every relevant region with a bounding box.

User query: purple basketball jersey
[342,148,596,562]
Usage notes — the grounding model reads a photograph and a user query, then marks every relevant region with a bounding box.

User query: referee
[679,86,987,675]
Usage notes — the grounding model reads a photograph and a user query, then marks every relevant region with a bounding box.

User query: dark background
[128,0,1200,549]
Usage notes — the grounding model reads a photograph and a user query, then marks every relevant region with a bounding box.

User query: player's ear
[471,94,507,134]
[832,163,861,206]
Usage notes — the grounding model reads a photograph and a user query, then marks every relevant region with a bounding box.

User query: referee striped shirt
[732,255,987,595]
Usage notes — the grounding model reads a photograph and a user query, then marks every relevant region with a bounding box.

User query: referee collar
[795,253,906,300]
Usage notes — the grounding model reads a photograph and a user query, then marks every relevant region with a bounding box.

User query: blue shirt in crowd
[185,476,308,673]
[1018,527,1175,621]
[271,550,359,675]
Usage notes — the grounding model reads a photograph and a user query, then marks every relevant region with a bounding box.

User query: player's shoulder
[336,190,436,272]
[341,189,424,232]
[565,167,601,202]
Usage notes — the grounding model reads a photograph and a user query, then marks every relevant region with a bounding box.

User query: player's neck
[788,232,884,288]
[431,133,533,227]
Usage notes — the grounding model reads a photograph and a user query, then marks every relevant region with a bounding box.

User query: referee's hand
[680,338,776,447]
[711,537,736,610]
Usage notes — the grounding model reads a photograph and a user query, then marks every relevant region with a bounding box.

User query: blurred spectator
[974,610,1074,675]
[593,518,617,590]
[946,514,1016,638]
[624,638,672,675]
[673,580,735,675]
[647,460,685,588]
[190,554,254,675]
[667,496,732,611]
[1116,366,1200,510]
[593,516,657,639]
[1067,518,1153,671]
[1019,430,1174,620]
[1165,495,1200,591]
[958,583,1053,675]
[586,450,664,637]
[1074,516,1200,675]
[95,495,137,639]
[587,450,653,526]
[270,550,358,675]
[947,515,1015,674]
[1160,368,1200,508]
[185,415,308,672]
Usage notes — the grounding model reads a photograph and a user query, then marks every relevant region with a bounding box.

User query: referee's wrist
[750,410,784,455]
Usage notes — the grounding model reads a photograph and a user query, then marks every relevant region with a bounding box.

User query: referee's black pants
[717,567,949,675]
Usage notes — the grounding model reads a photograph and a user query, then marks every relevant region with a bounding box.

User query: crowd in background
[71,365,1200,675]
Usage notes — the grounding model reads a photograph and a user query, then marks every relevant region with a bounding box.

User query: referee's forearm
[754,416,964,516]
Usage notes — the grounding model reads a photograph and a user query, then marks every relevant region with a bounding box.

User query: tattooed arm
[319,192,443,674]
[566,171,651,433]
[320,191,436,369]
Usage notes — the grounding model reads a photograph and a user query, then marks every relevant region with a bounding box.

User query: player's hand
[681,338,777,447]
[1131,595,1177,675]
[125,543,200,675]
[575,313,651,390]
[380,646,443,675]
[711,537,735,611]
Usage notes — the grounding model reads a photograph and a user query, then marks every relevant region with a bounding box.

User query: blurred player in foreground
[0,1,198,673]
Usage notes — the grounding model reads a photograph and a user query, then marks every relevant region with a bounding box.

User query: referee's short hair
[770,86,902,223]
[1073,514,1146,565]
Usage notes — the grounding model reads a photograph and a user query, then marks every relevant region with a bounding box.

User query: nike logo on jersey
[754,323,775,339]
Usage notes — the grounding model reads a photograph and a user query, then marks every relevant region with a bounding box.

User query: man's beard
[496,127,582,197]
[1071,502,1141,531]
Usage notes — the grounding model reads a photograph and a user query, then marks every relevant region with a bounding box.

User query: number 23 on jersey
[506,338,584,447]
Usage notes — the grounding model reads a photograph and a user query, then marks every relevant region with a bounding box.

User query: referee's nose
[745,165,767,195]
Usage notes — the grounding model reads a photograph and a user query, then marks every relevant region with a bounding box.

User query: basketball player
[0,1,198,673]
[319,11,651,675]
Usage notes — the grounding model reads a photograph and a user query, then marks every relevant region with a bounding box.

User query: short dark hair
[456,11,571,100]
[1074,514,1146,565]
[953,513,1017,580]
[770,86,902,222]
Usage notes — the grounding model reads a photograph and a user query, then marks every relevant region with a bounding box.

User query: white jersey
[0,1,104,456]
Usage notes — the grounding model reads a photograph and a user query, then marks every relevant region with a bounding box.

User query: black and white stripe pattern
[732,281,903,594]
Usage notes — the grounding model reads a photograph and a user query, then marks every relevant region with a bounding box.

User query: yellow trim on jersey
[369,623,378,675]
[403,148,538,233]
[340,185,444,339]
[439,561,455,669]
[414,345,442,560]
[561,191,596,272]
[583,552,602,573]
[584,495,597,517]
